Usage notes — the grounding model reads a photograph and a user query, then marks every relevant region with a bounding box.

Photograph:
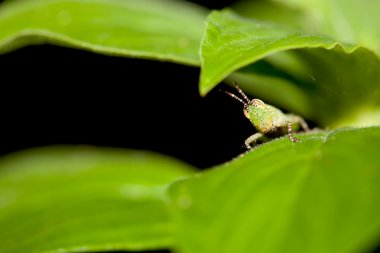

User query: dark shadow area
[0,0,247,171]
[372,243,380,253]
[0,44,252,169]
[187,0,237,9]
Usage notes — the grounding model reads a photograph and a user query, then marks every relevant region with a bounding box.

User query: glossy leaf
[274,0,380,55]
[0,146,195,253]
[0,0,207,65]
[199,10,350,95]
[233,0,380,55]
[200,10,380,127]
[232,0,314,30]
[169,127,380,253]
[228,47,380,127]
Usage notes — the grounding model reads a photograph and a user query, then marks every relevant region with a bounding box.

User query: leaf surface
[199,10,348,95]
[169,127,380,253]
[200,10,380,127]
[0,146,195,253]
[233,0,380,55]
[0,0,207,65]
[274,0,380,55]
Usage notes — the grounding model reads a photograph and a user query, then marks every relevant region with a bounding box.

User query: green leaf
[232,0,314,30]
[233,0,380,56]
[0,146,195,253]
[199,10,349,95]
[273,0,380,55]
[0,0,207,65]
[169,127,380,253]
[200,10,380,127]
[228,47,380,127]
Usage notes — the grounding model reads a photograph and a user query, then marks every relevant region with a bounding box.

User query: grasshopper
[224,84,309,149]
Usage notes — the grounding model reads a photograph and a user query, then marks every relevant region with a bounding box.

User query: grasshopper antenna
[220,90,247,106]
[233,81,251,104]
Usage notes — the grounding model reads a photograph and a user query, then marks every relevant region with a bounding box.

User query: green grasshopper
[224,84,309,149]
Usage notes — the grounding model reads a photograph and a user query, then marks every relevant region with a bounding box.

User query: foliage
[0,0,379,252]
[0,147,195,252]
[0,0,207,65]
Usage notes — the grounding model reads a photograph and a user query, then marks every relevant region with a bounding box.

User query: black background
[0,0,251,169]
[0,0,379,252]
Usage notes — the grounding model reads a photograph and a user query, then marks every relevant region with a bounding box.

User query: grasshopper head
[222,83,267,122]
[243,99,266,119]
[223,84,273,132]
[243,99,274,132]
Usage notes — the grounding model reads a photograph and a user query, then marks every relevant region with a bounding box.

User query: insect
[223,83,309,149]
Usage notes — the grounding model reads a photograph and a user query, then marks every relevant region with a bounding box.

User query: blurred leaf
[228,46,380,127]
[0,146,195,253]
[199,10,347,95]
[233,0,380,55]
[274,0,380,55]
[169,127,380,253]
[225,61,314,119]
[232,0,314,30]
[200,10,380,127]
[0,0,207,65]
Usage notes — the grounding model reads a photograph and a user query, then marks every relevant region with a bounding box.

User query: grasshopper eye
[251,99,265,107]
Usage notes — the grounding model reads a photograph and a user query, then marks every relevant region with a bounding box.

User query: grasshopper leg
[288,114,310,132]
[245,132,264,149]
[287,121,300,142]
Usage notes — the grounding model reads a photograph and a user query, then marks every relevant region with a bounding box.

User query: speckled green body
[244,99,301,137]
[223,85,308,148]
